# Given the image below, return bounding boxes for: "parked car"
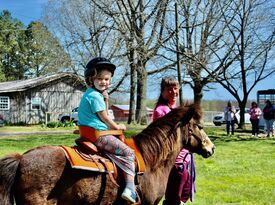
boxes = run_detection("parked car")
[58,107,115,124]
[213,108,250,126]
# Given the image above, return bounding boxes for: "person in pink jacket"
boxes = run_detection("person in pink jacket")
[152,77,196,205]
[152,77,178,121]
[249,101,262,137]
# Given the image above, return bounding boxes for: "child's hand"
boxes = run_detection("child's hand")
[118,124,126,131]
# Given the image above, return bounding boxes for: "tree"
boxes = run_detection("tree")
[43,0,176,124]
[173,0,274,129]
[43,0,130,107]
[0,10,27,81]
[174,0,237,106]
[43,0,124,72]
[214,0,275,128]
[92,0,176,124]
[25,21,71,77]
[0,11,70,81]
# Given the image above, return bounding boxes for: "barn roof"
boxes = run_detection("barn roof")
[0,72,85,93]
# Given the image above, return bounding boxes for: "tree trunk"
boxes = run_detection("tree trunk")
[128,62,136,124]
[136,65,147,124]
[238,97,248,129]
[193,81,203,106]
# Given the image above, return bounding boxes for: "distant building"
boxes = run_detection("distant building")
[110,104,153,122]
[0,73,86,124]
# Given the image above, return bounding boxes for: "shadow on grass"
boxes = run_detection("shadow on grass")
[209,134,274,143]
[206,125,275,142]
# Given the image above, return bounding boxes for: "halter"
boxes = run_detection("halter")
[180,122,206,148]
[180,124,190,146]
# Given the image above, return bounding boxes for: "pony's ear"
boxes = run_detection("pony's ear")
[180,105,196,125]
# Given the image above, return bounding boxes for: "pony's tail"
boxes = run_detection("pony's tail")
[0,154,21,205]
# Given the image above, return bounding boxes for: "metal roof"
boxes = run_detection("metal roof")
[0,73,85,93]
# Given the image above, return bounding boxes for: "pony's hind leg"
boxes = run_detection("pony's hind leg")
[14,146,66,205]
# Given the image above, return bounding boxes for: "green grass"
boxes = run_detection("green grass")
[0,126,274,205]
[0,134,76,156]
[191,139,275,205]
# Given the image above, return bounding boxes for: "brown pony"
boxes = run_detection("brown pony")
[0,104,215,205]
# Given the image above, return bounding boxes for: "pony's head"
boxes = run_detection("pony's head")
[178,105,215,158]
[134,104,215,170]
[161,104,215,158]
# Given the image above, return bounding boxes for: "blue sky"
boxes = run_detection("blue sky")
[0,0,47,25]
[0,0,274,100]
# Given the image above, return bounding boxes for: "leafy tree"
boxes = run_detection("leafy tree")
[0,10,27,81]
[25,21,71,77]
[0,11,70,81]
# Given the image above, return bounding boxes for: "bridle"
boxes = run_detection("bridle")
[180,122,206,148]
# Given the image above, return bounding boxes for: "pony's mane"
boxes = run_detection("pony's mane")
[133,103,202,170]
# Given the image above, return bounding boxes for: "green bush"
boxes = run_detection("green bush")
[46,121,63,128]
[5,121,27,126]
[45,120,75,128]
[63,120,75,127]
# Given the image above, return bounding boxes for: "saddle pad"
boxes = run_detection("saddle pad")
[60,146,115,173]
[125,138,145,173]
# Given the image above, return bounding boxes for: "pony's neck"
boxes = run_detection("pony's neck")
[136,141,181,205]
[134,129,181,172]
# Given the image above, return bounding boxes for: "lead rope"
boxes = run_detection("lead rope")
[181,123,196,202]
[190,153,196,201]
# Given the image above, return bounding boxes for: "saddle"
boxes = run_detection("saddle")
[61,126,145,185]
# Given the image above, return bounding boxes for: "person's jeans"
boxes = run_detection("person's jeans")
[250,119,260,135]
[226,120,235,135]
[265,119,274,136]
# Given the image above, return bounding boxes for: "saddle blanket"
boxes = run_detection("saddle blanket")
[61,145,115,173]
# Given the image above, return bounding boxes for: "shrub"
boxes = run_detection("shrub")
[46,121,62,128]
[45,121,75,128]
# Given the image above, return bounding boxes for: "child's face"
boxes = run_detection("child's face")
[162,85,179,104]
[93,69,112,92]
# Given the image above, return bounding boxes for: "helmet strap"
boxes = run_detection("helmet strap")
[92,86,105,94]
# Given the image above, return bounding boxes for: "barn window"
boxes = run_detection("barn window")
[0,96,10,110]
[31,97,41,110]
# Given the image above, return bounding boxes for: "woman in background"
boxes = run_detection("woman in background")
[262,100,275,137]
[224,101,236,136]
[249,102,262,137]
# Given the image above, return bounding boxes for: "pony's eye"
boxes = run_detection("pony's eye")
[197,124,203,129]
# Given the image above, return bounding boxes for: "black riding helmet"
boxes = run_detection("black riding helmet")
[84,57,116,85]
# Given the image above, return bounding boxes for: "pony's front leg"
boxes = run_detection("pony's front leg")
[139,169,170,205]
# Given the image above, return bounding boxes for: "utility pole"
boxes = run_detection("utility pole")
[175,2,183,105]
